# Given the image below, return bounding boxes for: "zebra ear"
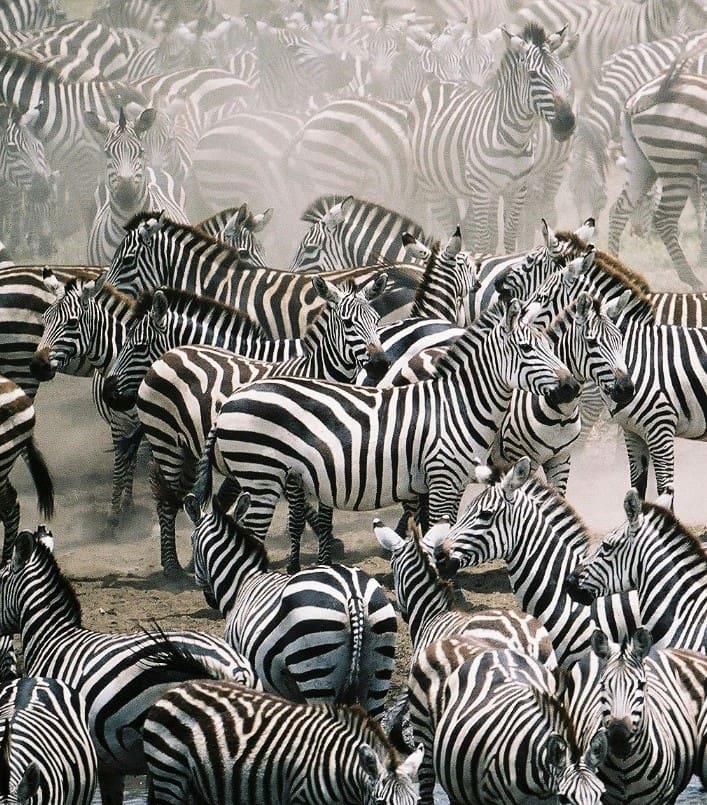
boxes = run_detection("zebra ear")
[357,744,382,780]
[402,232,431,261]
[373,518,405,552]
[312,276,342,304]
[502,298,522,331]
[623,488,643,533]
[574,291,593,324]
[42,267,65,300]
[574,217,595,243]
[322,196,351,231]
[82,272,107,306]
[83,109,111,138]
[233,493,250,523]
[562,247,593,285]
[546,24,568,52]
[541,218,558,250]
[545,733,567,771]
[150,290,169,330]
[585,730,608,771]
[603,289,631,323]
[445,225,462,257]
[10,531,35,574]
[590,629,610,660]
[556,30,579,59]
[134,107,157,136]
[250,207,273,233]
[632,627,653,662]
[19,102,42,129]
[362,272,387,301]
[501,26,526,53]
[500,456,531,501]
[398,743,424,781]
[16,762,41,801]
[183,493,203,526]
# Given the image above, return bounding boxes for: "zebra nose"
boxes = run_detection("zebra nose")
[363,349,390,383]
[545,375,580,406]
[610,373,634,405]
[29,349,55,381]
[551,100,576,141]
[564,571,594,605]
[607,720,632,759]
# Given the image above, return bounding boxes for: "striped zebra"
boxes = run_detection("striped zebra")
[0,376,54,562]
[567,488,707,651]
[431,647,607,804]
[289,194,431,273]
[408,23,576,254]
[100,275,387,573]
[194,299,580,557]
[195,203,273,266]
[0,0,65,30]
[567,31,707,222]
[608,65,707,290]
[186,487,397,716]
[0,526,259,805]
[91,0,214,35]
[0,676,97,804]
[103,212,423,338]
[84,107,188,265]
[436,458,642,665]
[0,101,56,259]
[587,628,698,804]
[373,517,556,802]
[144,681,423,805]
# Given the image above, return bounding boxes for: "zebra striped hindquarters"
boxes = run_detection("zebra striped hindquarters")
[187,490,397,718]
[0,527,259,802]
[143,682,423,805]
[0,677,97,804]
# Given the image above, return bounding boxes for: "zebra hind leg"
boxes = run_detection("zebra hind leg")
[284,469,307,575]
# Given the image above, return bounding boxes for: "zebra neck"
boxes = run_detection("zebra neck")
[296,317,357,381]
[106,180,148,222]
[395,549,456,646]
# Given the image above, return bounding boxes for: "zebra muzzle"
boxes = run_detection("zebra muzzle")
[434,547,460,579]
[609,373,634,406]
[363,349,391,383]
[544,375,580,406]
[551,101,576,142]
[606,720,632,759]
[564,570,594,605]
[29,349,56,381]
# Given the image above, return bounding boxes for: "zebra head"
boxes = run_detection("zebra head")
[32,271,109,381]
[0,720,41,803]
[105,211,167,297]
[500,23,576,142]
[85,107,157,211]
[358,741,423,805]
[289,195,354,272]
[554,731,608,805]
[0,103,53,200]
[590,628,652,759]
[542,291,634,406]
[434,457,531,578]
[220,203,273,267]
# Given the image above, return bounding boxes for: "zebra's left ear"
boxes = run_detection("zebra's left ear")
[16,762,41,801]
[150,290,169,330]
[574,291,593,324]
[632,627,653,662]
[362,272,387,301]
[546,24,568,52]
[624,488,643,535]
[134,107,157,136]
[398,744,424,781]
[10,531,35,574]
[402,232,431,261]
[500,26,526,54]
[603,289,631,323]
[250,207,273,233]
[585,730,608,771]
[81,273,107,307]
[444,225,462,257]
[312,276,342,305]
[502,298,522,332]
[42,267,65,300]
[500,456,531,501]
[322,196,352,231]
[357,744,382,780]
[545,733,567,772]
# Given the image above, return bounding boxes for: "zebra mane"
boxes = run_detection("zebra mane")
[521,22,547,49]
[324,702,401,767]
[544,295,603,336]
[213,494,270,572]
[299,194,426,236]
[33,538,83,625]
[641,499,707,560]
[411,239,442,309]
[124,210,159,232]
[128,287,268,338]
[123,212,242,257]
[433,304,503,378]
[62,270,109,293]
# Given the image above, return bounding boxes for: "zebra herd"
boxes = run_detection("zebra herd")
[0,0,703,803]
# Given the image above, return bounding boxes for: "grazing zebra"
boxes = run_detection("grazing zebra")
[408,23,576,253]
[609,65,707,290]
[436,458,641,665]
[187,488,397,716]
[374,516,556,802]
[195,203,273,266]
[432,647,607,804]
[0,676,97,804]
[84,107,188,265]
[0,376,54,562]
[108,275,388,574]
[194,299,580,559]
[103,212,423,338]
[0,526,259,805]
[567,31,707,221]
[587,628,698,804]
[289,194,431,273]
[144,681,423,805]
[567,488,707,651]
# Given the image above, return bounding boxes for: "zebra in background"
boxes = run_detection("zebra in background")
[196,203,273,266]
[0,0,65,30]
[195,299,579,557]
[144,681,423,805]
[408,23,576,253]
[289,194,431,273]
[435,457,641,665]
[186,487,397,716]
[0,676,97,804]
[84,106,188,265]
[567,488,707,651]
[609,64,707,290]
[0,526,259,804]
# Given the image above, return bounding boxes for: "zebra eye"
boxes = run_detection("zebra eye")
[67,317,79,328]
[585,336,599,347]
[518,342,534,354]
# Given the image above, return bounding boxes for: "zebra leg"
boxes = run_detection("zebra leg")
[107,413,142,531]
[608,189,638,256]
[462,191,498,255]
[542,451,572,496]
[644,426,676,509]
[97,767,125,805]
[0,480,19,564]
[501,182,528,253]
[622,430,651,499]
[316,504,338,565]
[284,470,306,575]
[425,195,461,243]
[653,182,702,290]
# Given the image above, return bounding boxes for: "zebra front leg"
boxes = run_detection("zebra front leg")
[97,767,125,805]
[316,504,338,565]
[284,469,307,575]
[653,183,702,290]
[622,429,651,499]
[645,426,676,510]
[108,412,142,531]
[0,480,19,564]
[542,451,572,496]
[501,182,528,253]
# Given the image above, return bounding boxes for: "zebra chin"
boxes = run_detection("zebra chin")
[362,351,391,384]
[550,103,576,142]
[29,352,56,382]
[564,572,595,606]
[101,377,136,412]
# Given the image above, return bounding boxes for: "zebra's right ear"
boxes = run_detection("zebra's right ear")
[632,628,653,662]
[83,109,111,138]
[42,267,65,300]
[542,218,558,251]
[150,290,169,330]
[575,217,595,243]
[361,272,388,301]
[624,489,643,534]
[585,730,608,771]
[16,762,41,801]
[357,744,382,780]
[402,232,431,261]
[372,518,405,553]
[500,456,531,501]
[81,273,106,307]
[134,108,157,136]
[250,207,273,233]
[502,298,522,331]
[545,733,567,772]
[312,276,342,304]
[10,531,35,573]
[590,629,610,660]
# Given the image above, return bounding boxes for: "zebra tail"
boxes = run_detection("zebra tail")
[192,423,217,506]
[340,594,365,707]
[23,438,54,520]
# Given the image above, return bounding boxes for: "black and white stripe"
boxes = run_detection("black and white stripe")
[196,204,273,267]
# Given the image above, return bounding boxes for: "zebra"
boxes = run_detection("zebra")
[566,31,707,222]
[373,516,557,802]
[0,525,259,805]
[288,194,431,273]
[0,676,97,804]
[103,211,423,338]
[431,647,607,804]
[408,23,576,254]
[586,628,698,804]
[0,0,65,30]
[193,299,580,560]
[103,275,388,574]
[567,488,707,651]
[143,681,423,805]
[435,457,642,665]
[608,65,707,290]
[84,106,188,265]
[186,486,397,717]
[91,0,217,35]
[195,203,273,266]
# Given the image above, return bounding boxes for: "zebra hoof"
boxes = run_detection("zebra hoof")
[163,563,187,581]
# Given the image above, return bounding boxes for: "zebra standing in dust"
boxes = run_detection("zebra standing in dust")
[0,526,258,805]
[408,23,575,253]
[194,299,580,555]
[187,487,397,717]
[567,488,707,651]
[144,682,423,805]
[84,106,188,265]
[0,676,97,804]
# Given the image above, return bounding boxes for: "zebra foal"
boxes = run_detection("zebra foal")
[144,682,423,804]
